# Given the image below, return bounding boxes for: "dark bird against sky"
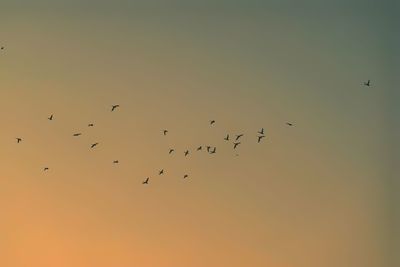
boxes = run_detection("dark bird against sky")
[364,80,371,86]
[16,138,22,143]
[142,178,149,184]
[257,135,265,143]
[91,143,99,148]
[111,105,120,111]
[233,142,241,149]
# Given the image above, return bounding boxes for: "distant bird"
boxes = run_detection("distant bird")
[113,160,119,164]
[16,138,22,143]
[90,143,99,148]
[206,146,211,152]
[257,135,265,143]
[224,134,230,141]
[44,167,49,171]
[111,104,120,111]
[364,80,371,86]
[235,134,244,140]
[258,128,264,135]
[286,122,293,126]
[183,174,189,179]
[88,123,94,127]
[210,120,216,125]
[197,146,202,151]
[142,177,149,184]
[169,149,175,154]
[159,169,164,175]
[163,129,168,135]
[233,142,241,149]
[73,133,82,137]
[48,114,53,121]
[184,150,189,156]
[209,147,216,154]
[1,46,4,50]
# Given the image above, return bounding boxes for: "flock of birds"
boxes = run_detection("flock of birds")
[1,45,372,185]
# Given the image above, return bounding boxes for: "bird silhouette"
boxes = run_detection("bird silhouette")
[210,120,216,125]
[206,146,211,152]
[111,105,120,111]
[183,174,189,179]
[16,138,22,143]
[48,114,53,121]
[113,160,119,164]
[258,128,264,135]
[1,46,4,50]
[286,122,293,126]
[163,129,168,135]
[159,169,164,175]
[142,177,149,184]
[257,135,265,143]
[88,123,94,127]
[73,133,82,137]
[184,150,189,156]
[197,146,203,151]
[224,134,230,141]
[364,80,371,86]
[169,149,175,154]
[233,142,241,149]
[235,134,244,140]
[210,147,216,154]
[90,143,99,148]
[44,167,49,171]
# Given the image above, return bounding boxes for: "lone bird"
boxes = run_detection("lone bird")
[183,174,189,179]
[163,129,168,136]
[210,147,216,154]
[257,135,265,143]
[113,160,119,164]
[88,123,94,127]
[159,169,164,175]
[233,142,241,149]
[48,114,53,121]
[286,122,294,126]
[197,146,202,151]
[16,138,22,143]
[210,120,216,125]
[206,146,211,153]
[258,128,264,135]
[364,80,371,86]
[44,167,49,171]
[184,150,189,156]
[111,105,120,111]
[1,46,4,50]
[169,149,175,154]
[73,133,82,137]
[142,177,149,184]
[90,143,99,148]
[224,134,230,141]
[235,134,244,141]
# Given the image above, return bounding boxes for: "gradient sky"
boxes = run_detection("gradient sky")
[0,1,398,267]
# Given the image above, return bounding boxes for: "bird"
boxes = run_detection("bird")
[197,146,202,151]
[163,129,168,136]
[111,104,120,111]
[257,135,265,143]
[142,177,149,184]
[90,143,99,148]
[224,134,230,141]
[48,114,53,121]
[233,142,241,149]
[364,80,371,86]
[209,147,216,154]
[113,160,119,164]
[235,134,244,140]
[206,146,211,152]
[43,167,49,171]
[73,133,82,137]
[286,122,293,126]
[258,128,264,135]
[210,120,216,125]
[184,150,189,156]
[1,46,4,50]
[169,149,175,154]
[88,123,94,127]
[16,138,22,143]
[183,174,189,179]
[159,169,164,175]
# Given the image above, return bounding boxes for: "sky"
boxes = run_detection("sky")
[0,1,398,267]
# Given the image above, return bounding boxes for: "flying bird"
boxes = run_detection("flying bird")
[1,46,4,50]
[73,133,82,137]
[184,150,189,156]
[169,149,175,154]
[43,167,49,171]
[235,134,244,141]
[16,138,22,143]
[90,143,99,148]
[210,120,216,125]
[286,122,294,126]
[210,147,216,154]
[111,105,120,111]
[48,114,53,121]
[183,174,189,179]
[142,177,149,184]
[163,129,168,135]
[206,146,211,152]
[113,160,119,164]
[159,169,164,175]
[233,142,241,149]
[364,80,371,86]
[197,146,203,151]
[258,128,264,135]
[257,135,265,143]
[88,123,94,127]
[224,134,230,141]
